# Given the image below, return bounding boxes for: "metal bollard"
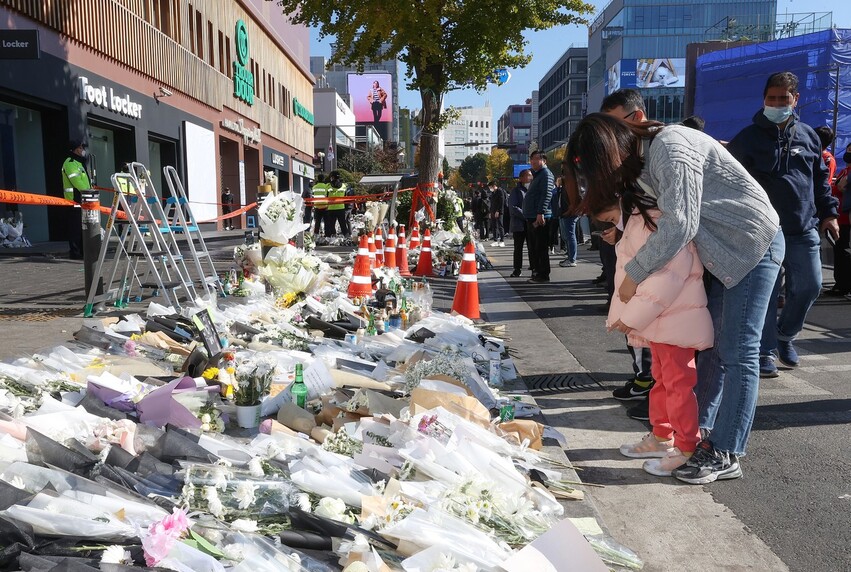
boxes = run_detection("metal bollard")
[81,190,103,313]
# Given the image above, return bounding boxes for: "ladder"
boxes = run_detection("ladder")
[161,165,222,298]
[83,171,195,316]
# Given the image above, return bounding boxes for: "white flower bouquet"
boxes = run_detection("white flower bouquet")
[258,191,310,244]
[233,355,277,406]
[259,244,328,296]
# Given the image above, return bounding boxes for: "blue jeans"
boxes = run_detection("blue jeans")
[695,229,784,455]
[760,227,822,354]
[559,216,579,262]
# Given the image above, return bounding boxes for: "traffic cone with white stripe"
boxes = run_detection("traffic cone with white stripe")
[409,225,421,250]
[348,235,373,298]
[384,225,397,269]
[367,232,377,270]
[374,228,385,268]
[413,228,434,277]
[451,241,480,319]
[397,225,412,277]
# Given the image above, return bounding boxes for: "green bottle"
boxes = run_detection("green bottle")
[291,363,308,409]
[366,311,378,336]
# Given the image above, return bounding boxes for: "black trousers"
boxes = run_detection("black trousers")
[526,219,550,279]
[371,101,383,123]
[490,215,504,241]
[599,239,617,300]
[512,230,532,272]
[833,224,851,292]
[326,209,347,237]
[313,209,326,234]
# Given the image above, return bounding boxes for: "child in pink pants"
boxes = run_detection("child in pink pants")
[595,199,714,476]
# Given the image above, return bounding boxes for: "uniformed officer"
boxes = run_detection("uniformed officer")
[61,140,91,259]
[311,174,330,237]
[326,170,349,238]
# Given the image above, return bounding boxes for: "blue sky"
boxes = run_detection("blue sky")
[310,0,849,120]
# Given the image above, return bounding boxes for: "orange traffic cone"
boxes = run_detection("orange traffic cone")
[384,226,397,269]
[367,232,377,270]
[374,228,385,268]
[413,228,434,277]
[409,225,421,250]
[348,235,373,298]
[451,241,480,319]
[397,225,412,277]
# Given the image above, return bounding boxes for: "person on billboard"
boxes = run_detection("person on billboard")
[367,80,388,124]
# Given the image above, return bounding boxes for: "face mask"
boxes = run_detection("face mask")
[522,182,530,189]
[843,152,851,164]
[763,105,793,124]
[615,210,624,232]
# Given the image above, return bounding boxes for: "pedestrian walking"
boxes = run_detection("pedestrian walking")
[726,72,838,378]
[566,112,783,484]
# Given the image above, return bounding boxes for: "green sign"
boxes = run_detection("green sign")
[233,20,254,105]
[293,97,314,125]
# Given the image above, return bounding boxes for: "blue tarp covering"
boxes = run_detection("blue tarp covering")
[695,28,851,170]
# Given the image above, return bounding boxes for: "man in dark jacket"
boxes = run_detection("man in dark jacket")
[488,180,506,247]
[727,71,839,377]
[522,150,554,283]
[508,170,533,277]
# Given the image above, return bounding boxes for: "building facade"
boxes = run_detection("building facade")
[587,0,777,123]
[444,106,493,169]
[312,88,356,174]
[538,47,588,152]
[311,49,400,144]
[497,104,531,165]
[0,0,315,242]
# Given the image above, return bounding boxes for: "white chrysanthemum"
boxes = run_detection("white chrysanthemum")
[314,496,352,523]
[204,486,225,518]
[211,467,230,490]
[247,456,264,477]
[296,493,311,512]
[100,545,132,565]
[233,482,258,510]
[222,544,246,562]
[343,562,370,572]
[229,519,258,533]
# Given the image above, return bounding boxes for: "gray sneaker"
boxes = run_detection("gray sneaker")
[559,259,577,267]
[672,441,742,484]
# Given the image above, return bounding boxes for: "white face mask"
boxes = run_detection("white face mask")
[763,105,793,124]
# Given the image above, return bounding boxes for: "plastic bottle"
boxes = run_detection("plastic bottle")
[291,363,308,409]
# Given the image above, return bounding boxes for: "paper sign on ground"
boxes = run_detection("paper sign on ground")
[502,519,608,572]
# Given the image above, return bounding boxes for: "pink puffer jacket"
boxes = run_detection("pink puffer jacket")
[607,209,714,350]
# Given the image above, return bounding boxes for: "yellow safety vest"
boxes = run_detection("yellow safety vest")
[312,183,329,210]
[327,184,346,211]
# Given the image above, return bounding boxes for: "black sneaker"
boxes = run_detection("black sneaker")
[627,400,649,421]
[672,441,743,484]
[612,378,654,401]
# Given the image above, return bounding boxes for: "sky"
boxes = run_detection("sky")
[309,0,849,127]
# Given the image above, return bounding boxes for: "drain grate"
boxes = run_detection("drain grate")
[0,307,81,322]
[522,373,604,393]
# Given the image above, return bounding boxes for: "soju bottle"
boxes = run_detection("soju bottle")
[366,311,378,336]
[291,363,308,409]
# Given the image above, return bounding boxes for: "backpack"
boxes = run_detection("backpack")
[480,194,491,215]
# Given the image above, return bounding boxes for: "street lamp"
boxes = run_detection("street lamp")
[317,151,326,172]
[397,149,406,169]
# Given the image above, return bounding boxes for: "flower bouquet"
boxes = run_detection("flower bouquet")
[258,191,310,245]
[233,356,276,428]
[259,244,328,296]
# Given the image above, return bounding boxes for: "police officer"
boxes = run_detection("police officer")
[326,170,349,238]
[311,174,329,239]
[61,140,90,259]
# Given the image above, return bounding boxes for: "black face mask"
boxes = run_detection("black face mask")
[843,152,851,164]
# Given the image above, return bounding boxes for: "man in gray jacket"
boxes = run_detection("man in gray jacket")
[523,151,554,283]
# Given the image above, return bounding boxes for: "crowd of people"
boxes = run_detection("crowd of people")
[493,73,846,485]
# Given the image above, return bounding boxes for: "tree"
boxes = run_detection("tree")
[487,148,513,183]
[458,153,488,186]
[447,170,466,192]
[271,0,594,192]
[441,157,451,179]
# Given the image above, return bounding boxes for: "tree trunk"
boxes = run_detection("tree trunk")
[417,88,443,218]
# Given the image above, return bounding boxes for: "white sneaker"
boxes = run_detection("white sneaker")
[619,433,674,459]
[643,449,689,477]
[491,242,500,247]
[498,241,505,247]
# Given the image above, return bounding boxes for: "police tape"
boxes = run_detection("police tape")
[304,186,416,205]
[0,188,127,219]
[197,202,257,224]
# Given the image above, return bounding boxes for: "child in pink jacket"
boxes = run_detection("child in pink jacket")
[595,196,714,477]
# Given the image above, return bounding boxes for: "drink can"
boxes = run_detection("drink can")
[344,333,357,344]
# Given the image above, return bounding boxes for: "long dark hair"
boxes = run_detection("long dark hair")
[565,113,663,230]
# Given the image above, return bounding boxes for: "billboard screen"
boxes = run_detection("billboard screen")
[348,73,393,124]
[607,58,685,94]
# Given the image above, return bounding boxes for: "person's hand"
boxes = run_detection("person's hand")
[535,214,545,228]
[607,319,634,334]
[618,274,638,303]
[821,217,840,240]
[601,226,618,245]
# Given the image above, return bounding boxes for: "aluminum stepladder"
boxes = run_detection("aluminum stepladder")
[83,171,195,316]
[161,165,222,298]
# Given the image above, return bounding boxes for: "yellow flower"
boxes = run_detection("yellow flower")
[201,367,220,381]
[226,367,235,374]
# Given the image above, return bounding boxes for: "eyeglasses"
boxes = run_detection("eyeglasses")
[623,110,637,121]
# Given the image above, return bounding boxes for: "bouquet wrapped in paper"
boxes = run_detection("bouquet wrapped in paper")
[258,191,310,245]
[259,244,329,296]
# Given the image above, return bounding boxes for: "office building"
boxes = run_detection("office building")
[587,0,778,123]
[445,106,493,169]
[538,46,588,152]
[498,104,532,165]
[0,0,314,242]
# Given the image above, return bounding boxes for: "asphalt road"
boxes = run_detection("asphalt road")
[485,238,851,572]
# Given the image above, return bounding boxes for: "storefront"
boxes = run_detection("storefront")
[262,145,291,194]
[291,159,315,199]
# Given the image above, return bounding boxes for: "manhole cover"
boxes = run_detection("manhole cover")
[0,307,81,322]
[522,373,604,393]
